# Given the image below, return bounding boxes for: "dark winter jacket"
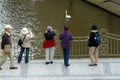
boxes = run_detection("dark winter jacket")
[1,32,12,49]
[88,32,100,47]
[44,31,55,40]
[43,31,56,48]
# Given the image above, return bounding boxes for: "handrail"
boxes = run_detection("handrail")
[0,31,120,58]
[106,33,120,38]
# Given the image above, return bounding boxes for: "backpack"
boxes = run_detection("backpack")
[94,32,101,45]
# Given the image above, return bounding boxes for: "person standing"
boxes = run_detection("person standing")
[0,25,17,70]
[88,25,101,66]
[43,26,56,65]
[18,27,33,63]
[59,25,73,67]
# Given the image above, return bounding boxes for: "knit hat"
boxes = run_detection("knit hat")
[91,25,98,30]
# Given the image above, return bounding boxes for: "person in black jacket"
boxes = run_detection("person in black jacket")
[43,26,56,64]
[0,25,17,70]
[88,25,101,66]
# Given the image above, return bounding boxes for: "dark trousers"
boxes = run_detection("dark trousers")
[18,47,30,63]
[62,48,70,66]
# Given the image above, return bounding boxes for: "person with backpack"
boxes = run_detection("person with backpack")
[88,25,101,66]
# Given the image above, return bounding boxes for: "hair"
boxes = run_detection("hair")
[64,25,69,30]
[5,28,7,31]
[47,26,53,31]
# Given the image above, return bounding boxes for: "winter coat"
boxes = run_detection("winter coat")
[1,32,12,49]
[59,30,73,48]
[19,32,33,48]
[43,31,56,48]
[88,32,100,47]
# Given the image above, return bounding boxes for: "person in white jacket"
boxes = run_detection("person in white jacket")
[18,27,33,63]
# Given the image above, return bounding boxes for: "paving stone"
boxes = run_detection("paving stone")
[0,59,120,80]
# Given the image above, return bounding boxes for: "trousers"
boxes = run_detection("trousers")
[62,48,70,66]
[89,47,99,64]
[0,48,14,67]
[18,47,30,63]
[45,47,55,62]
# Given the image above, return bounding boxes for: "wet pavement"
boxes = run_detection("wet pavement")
[0,58,120,80]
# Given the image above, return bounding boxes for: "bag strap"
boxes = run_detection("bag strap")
[22,35,26,42]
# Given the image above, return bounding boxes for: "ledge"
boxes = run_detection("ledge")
[83,0,120,17]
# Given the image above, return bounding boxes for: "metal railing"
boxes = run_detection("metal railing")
[0,28,120,59]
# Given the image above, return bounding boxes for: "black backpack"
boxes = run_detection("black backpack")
[94,32,101,45]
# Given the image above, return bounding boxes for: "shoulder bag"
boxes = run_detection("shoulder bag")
[18,35,26,47]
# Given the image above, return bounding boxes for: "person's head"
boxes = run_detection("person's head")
[46,26,53,31]
[21,27,29,34]
[64,25,69,30]
[5,25,12,33]
[90,24,98,32]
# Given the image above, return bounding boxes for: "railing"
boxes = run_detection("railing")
[0,28,120,59]
[100,32,120,57]
[70,36,89,58]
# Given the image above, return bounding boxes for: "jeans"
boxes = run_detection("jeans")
[18,47,30,63]
[62,48,70,66]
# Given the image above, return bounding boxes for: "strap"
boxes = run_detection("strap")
[22,35,26,42]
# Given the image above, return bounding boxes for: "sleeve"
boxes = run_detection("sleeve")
[44,32,48,38]
[1,35,5,49]
[88,33,91,42]
[88,33,93,46]
[69,33,73,41]
[52,31,56,36]
[29,31,33,38]
[89,33,95,42]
